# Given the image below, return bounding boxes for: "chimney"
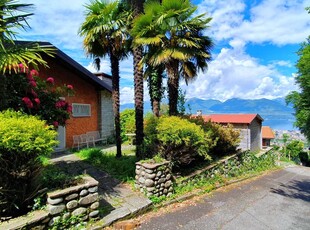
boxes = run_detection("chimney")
[197,110,202,116]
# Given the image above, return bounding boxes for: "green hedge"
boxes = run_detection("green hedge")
[0,110,58,217]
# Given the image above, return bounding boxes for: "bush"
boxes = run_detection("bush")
[148,116,213,167]
[120,109,135,142]
[0,110,58,217]
[188,116,240,157]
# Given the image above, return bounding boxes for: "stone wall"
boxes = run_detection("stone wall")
[47,175,99,226]
[0,176,99,230]
[100,90,114,139]
[135,161,173,197]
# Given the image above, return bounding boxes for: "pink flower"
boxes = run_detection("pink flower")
[55,100,66,109]
[46,77,54,84]
[53,121,59,128]
[18,63,28,73]
[34,98,40,105]
[29,69,39,77]
[67,85,74,90]
[29,80,37,88]
[22,97,33,108]
[67,104,72,113]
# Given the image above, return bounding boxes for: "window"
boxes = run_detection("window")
[72,103,91,117]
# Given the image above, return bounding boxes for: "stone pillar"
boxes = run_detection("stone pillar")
[135,161,173,197]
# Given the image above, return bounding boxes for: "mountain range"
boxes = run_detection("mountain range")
[120,97,296,130]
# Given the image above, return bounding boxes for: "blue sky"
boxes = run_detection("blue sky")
[17,0,310,104]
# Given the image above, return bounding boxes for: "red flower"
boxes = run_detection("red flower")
[67,85,73,90]
[53,121,59,128]
[18,63,28,73]
[29,69,39,77]
[46,77,55,84]
[55,100,66,109]
[67,104,72,113]
[29,80,37,88]
[31,89,38,98]
[22,97,33,109]
[34,98,40,105]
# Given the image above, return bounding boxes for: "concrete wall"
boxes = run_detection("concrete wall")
[249,119,262,151]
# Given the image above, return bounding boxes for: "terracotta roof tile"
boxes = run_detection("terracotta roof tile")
[200,114,263,124]
[262,126,275,139]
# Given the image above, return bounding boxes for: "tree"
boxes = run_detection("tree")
[286,37,310,141]
[132,0,213,115]
[286,140,304,161]
[79,0,130,158]
[0,0,54,73]
[129,0,145,159]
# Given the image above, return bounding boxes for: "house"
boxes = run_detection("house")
[199,113,264,152]
[262,126,275,147]
[17,41,115,150]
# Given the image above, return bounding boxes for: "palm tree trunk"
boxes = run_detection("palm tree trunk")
[132,0,144,159]
[110,54,122,158]
[148,68,163,117]
[167,61,179,116]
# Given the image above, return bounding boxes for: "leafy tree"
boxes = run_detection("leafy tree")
[120,109,135,141]
[0,0,54,73]
[132,0,213,115]
[79,0,131,158]
[286,37,310,141]
[286,140,304,161]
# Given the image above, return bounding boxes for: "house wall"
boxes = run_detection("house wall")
[38,56,101,148]
[100,90,115,139]
[249,119,262,151]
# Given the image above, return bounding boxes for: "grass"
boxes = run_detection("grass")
[76,147,137,183]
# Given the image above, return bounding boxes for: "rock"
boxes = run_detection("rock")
[156,171,162,177]
[48,216,60,226]
[88,186,98,193]
[166,174,172,180]
[48,204,66,215]
[79,193,98,206]
[72,207,87,216]
[145,179,155,187]
[146,187,155,192]
[66,200,78,210]
[135,169,141,175]
[65,193,78,201]
[158,178,165,184]
[163,189,168,194]
[167,192,173,197]
[168,186,173,192]
[47,197,63,205]
[138,177,145,184]
[90,201,99,210]
[62,212,71,220]
[80,189,89,197]
[89,210,99,218]
[146,173,156,179]
[165,180,172,188]
[145,169,154,174]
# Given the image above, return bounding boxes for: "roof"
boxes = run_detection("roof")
[200,114,264,125]
[15,41,112,92]
[262,126,275,139]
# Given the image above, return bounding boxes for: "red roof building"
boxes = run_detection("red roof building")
[198,113,264,152]
[262,126,275,147]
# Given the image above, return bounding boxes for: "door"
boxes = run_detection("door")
[55,126,66,152]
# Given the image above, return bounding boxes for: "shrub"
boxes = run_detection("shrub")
[154,116,213,167]
[120,109,135,142]
[189,116,240,157]
[0,110,58,217]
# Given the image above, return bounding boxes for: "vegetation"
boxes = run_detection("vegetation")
[77,148,136,182]
[132,0,213,116]
[120,109,135,142]
[0,0,54,73]
[0,68,73,127]
[0,110,58,217]
[80,0,131,158]
[286,9,310,141]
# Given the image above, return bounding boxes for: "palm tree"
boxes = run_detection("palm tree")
[0,0,54,73]
[128,0,145,159]
[132,0,213,115]
[79,0,130,158]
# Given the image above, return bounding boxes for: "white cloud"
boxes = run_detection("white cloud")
[198,0,310,45]
[182,44,298,101]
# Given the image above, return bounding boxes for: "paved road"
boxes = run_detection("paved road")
[138,166,310,230]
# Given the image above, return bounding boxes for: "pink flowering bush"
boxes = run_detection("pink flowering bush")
[0,67,74,127]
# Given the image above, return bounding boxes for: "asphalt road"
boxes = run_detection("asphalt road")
[138,166,310,230]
